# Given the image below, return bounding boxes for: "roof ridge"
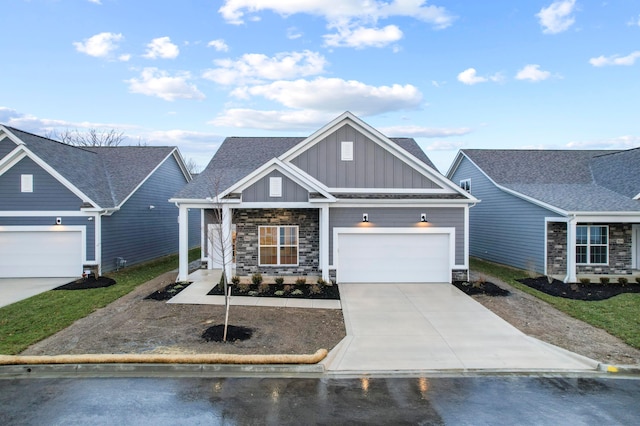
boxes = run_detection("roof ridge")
[4,125,98,154]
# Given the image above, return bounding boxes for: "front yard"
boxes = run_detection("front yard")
[471,258,640,350]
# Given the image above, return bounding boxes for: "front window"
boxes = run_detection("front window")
[259,226,298,266]
[576,225,608,265]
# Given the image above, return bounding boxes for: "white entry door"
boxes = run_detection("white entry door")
[336,228,453,283]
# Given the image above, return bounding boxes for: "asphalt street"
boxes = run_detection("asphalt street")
[1,375,639,425]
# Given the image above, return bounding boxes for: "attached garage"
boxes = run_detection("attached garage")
[335,228,455,283]
[0,227,84,278]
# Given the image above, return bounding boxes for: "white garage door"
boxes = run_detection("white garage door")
[337,231,452,283]
[0,228,83,278]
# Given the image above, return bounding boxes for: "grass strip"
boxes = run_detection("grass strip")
[0,248,200,355]
[471,258,640,350]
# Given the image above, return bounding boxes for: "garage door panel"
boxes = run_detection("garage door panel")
[0,230,82,278]
[338,232,451,283]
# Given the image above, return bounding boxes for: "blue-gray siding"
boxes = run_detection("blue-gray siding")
[242,170,308,202]
[450,157,557,273]
[0,216,96,260]
[101,156,197,272]
[291,124,440,189]
[328,207,465,265]
[0,136,16,158]
[0,156,83,210]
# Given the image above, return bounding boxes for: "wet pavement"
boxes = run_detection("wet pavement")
[1,375,639,425]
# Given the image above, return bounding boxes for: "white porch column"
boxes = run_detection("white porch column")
[177,205,189,282]
[222,205,233,281]
[320,205,330,281]
[565,218,577,283]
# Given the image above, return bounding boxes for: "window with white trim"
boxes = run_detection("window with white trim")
[341,141,353,161]
[459,178,471,192]
[21,174,33,192]
[269,177,282,197]
[576,225,608,265]
[259,226,298,266]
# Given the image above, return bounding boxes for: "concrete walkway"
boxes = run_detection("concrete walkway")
[0,277,75,308]
[322,283,599,373]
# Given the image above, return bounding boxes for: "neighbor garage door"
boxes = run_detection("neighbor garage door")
[337,230,452,283]
[0,228,83,278]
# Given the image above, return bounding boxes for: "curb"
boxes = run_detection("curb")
[597,364,640,375]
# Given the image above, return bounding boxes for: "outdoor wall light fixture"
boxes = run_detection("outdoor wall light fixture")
[362,213,369,222]
[149,205,155,210]
[420,213,427,222]
[55,217,62,225]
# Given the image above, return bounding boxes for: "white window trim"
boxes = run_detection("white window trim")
[21,174,33,192]
[269,177,282,197]
[459,178,471,192]
[576,225,609,265]
[258,225,299,266]
[341,141,354,161]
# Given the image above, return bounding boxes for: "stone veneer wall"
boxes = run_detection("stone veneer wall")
[546,222,567,276]
[234,208,319,276]
[576,223,633,275]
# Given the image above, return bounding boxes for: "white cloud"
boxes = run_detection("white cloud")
[324,25,403,48]
[88,0,102,4]
[126,68,205,101]
[118,54,131,62]
[380,125,471,138]
[231,77,423,115]
[287,27,303,39]
[73,32,123,58]
[565,135,640,150]
[589,51,640,67]
[210,108,336,129]
[457,68,502,85]
[537,0,577,34]
[218,0,456,29]
[143,37,179,59]
[202,50,327,85]
[515,64,552,81]
[627,14,640,27]
[423,140,466,151]
[207,39,229,52]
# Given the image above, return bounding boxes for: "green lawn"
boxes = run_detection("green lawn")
[0,248,200,355]
[471,257,640,350]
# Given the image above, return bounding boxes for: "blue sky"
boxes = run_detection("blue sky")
[1,0,639,172]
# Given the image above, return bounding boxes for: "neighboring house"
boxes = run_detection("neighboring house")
[447,149,640,283]
[171,112,477,284]
[0,125,200,278]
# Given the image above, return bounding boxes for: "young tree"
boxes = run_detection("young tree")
[46,128,126,147]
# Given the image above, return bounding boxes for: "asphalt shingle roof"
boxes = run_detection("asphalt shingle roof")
[174,135,437,199]
[5,126,177,208]
[462,149,640,212]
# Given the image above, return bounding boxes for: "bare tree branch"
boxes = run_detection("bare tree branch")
[47,128,127,147]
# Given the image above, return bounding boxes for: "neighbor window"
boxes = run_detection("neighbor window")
[341,141,354,161]
[21,174,33,192]
[459,178,471,192]
[259,226,298,266]
[269,177,282,197]
[576,225,608,265]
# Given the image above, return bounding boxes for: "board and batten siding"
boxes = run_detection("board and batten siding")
[0,137,16,158]
[290,124,440,189]
[242,170,308,202]
[328,207,465,265]
[450,156,556,273]
[100,155,197,272]
[0,156,83,210]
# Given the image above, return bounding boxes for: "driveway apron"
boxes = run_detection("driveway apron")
[324,283,599,372]
[0,278,74,308]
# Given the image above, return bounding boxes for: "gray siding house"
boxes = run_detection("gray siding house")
[0,125,199,278]
[171,112,477,284]
[447,149,640,282]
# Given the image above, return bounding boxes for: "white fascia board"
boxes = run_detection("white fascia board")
[235,202,319,209]
[0,210,96,217]
[329,187,457,194]
[0,148,28,176]
[334,201,472,208]
[444,150,464,179]
[633,192,639,200]
[171,148,193,182]
[0,126,25,146]
[568,213,640,222]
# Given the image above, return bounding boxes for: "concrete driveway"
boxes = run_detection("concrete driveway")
[0,278,75,308]
[323,283,599,372]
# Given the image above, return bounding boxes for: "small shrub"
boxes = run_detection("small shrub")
[274,276,285,285]
[238,283,250,293]
[283,284,293,293]
[274,290,284,296]
[295,277,307,285]
[291,289,303,296]
[636,277,640,284]
[476,274,487,285]
[251,273,263,285]
[258,282,270,294]
[231,276,240,285]
[309,284,322,294]
[599,277,610,285]
[618,277,628,285]
[579,278,591,284]
[328,280,335,286]
[317,278,327,286]
[248,290,259,297]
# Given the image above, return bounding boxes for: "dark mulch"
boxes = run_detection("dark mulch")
[207,282,340,300]
[453,281,510,297]
[54,276,116,290]
[517,277,640,301]
[201,325,253,342]
[144,282,192,301]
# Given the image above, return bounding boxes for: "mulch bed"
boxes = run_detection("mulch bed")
[201,325,253,342]
[54,276,116,290]
[207,282,340,300]
[517,277,640,301]
[453,281,510,297]
[144,282,192,301]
